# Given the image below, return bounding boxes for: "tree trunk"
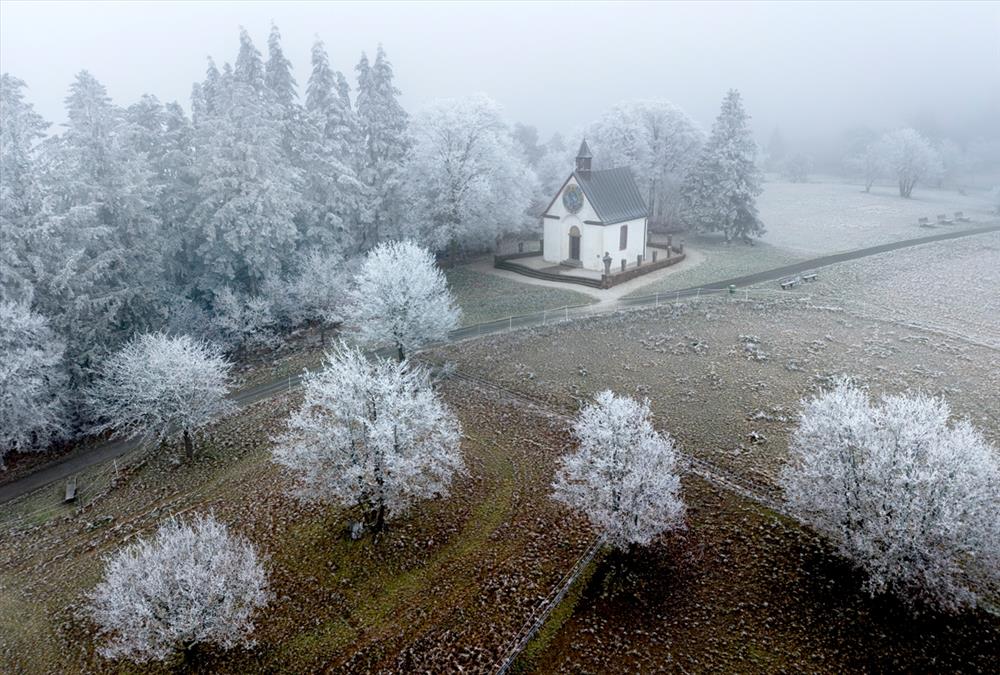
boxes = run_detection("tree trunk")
[396,343,405,363]
[373,503,386,534]
[319,321,326,346]
[183,428,194,461]
[179,642,198,673]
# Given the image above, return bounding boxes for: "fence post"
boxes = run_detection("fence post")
[655,292,659,307]
[509,316,512,332]
[543,309,546,325]
[565,306,568,321]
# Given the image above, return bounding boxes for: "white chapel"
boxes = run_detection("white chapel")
[541,140,649,273]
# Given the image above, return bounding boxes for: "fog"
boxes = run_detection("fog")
[2,0,998,145]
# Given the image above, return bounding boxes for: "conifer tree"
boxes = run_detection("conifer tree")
[681,89,764,243]
[190,32,300,297]
[0,74,50,302]
[302,39,364,253]
[355,45,409,247]
[41,71,166,379]
[264,23,297,108]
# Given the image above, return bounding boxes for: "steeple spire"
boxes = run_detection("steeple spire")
[576,138,592,174]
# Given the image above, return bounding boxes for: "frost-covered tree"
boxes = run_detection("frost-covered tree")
[88,514,269,664]
[783,153,811,183]
[302,39,364,254]
[87,333,235,459]
[355,46,409,247]
[190,32,301,296]
[273,344,463,533]
[39,71,168,378]
[779,380,1000,611]
[873,128,941,198]
[0,302,68,467]
[552,391,686,551]
[0,74,50,302]
[586,100,704,228]
[345,240,460,361]
[289,251,350,344]
[264,23,297,108]
[405,94,536,252]
[681,89,765,243]
[210,287,278,356]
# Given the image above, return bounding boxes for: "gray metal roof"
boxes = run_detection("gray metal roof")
[574,167,648,225]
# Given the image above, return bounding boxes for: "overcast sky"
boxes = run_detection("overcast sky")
[2,1,998,145]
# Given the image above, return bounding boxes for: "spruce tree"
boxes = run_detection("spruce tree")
[190,32,299,298]
[0,74,50,301]
[40,71,167,379]
[265,23,297,108]
[355,45,409,248]
[302,40,364,254]
[681,89,764,243]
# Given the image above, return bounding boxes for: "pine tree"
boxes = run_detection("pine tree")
[681,89,764,243]
[355,45,409,248]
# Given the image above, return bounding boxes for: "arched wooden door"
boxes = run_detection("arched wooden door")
[568,225,581,261]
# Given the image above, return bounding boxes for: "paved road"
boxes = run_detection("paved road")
[2,222,998,506]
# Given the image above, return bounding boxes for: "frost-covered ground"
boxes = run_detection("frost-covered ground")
[627,237,805,296]
[446,266,596,326]
[757,179,996,254]
[771,231,1000,348]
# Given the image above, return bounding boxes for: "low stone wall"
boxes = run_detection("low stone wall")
[603,248,685,288]
[494,249,544,262]
[493,258,604,289]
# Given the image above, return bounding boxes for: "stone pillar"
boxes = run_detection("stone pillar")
[652,250,658,262]
[637,254,643,267]
[621,259,626,272]
[518,241,524,253]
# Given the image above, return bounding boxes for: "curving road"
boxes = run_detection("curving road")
[2,222,998,506]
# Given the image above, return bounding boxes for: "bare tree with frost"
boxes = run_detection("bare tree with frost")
[0,301,69,467]
[586,99,704,228]
[273,344,463,534]
[404,94,536,253]
[873,128,942,198]
[88,514,269,665]
[290,250,351,344]
[779,380,1000,611]
[211,287,278,356]
[552,391,686,551]
[87,333,235,459]
[344,240,460,361]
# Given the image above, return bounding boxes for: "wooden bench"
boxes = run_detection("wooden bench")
[918,216,933,228]
[937,213,953,225]
[779,276,801,290]
[802,271,818,282]
[954,211,971,223]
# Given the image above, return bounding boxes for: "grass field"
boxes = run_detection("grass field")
[770,229,1000,348]
[3,295,997,672]
[446,266,596,326]
[757,179,997,254]
[0,380,593,673]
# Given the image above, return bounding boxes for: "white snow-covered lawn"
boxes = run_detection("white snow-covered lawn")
[769,230,1000,348]
[757,179,997,254]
